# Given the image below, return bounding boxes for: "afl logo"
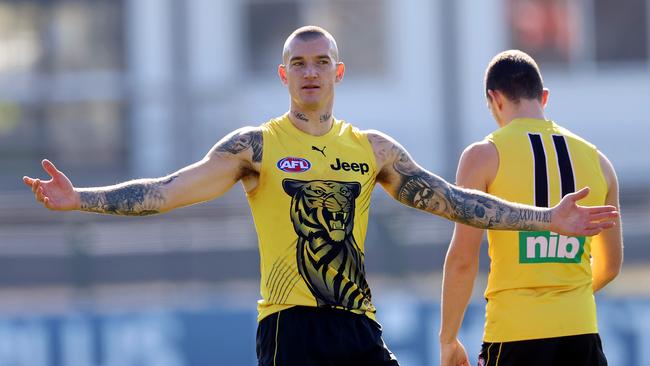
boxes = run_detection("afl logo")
[277,157,311,173]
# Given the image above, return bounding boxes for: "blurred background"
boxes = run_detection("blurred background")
[0,0,648,365]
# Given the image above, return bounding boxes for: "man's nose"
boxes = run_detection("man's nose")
[304,64,318,78]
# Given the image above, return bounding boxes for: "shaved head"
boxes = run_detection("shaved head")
[282,25,339,64]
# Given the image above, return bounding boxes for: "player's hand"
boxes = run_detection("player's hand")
[550,187,618,237]
[440,338,470,366]
[23,159,80,211]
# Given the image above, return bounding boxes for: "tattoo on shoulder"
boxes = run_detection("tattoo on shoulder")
[393,150,420,177]
[367,132,403,171]
[80,175,178,216]
[216,129,263,163]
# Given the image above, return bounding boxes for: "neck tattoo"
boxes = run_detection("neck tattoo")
[293,111,309,122]
[320,112,332,123]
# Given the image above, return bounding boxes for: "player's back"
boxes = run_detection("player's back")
[483,118,607,342]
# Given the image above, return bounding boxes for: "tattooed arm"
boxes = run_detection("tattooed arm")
[367,130,617,236]
[23,127,263,215]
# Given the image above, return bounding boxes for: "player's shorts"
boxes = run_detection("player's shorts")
[478,333,607,366]
[256,305,400,366]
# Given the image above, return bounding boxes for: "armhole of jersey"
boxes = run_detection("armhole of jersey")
[593,148,609,201]
[360,131,379,181]
[245,126,267,199]
[485,136,502,193]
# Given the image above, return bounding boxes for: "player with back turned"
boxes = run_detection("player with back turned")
[439,50,623,366]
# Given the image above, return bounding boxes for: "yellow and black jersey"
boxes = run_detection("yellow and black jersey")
[484,118,608,342]
[247,114,378,322]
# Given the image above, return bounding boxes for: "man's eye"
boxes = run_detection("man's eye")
[292,62,303,67]
[319,60,329,65]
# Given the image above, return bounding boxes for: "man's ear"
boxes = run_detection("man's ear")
[487,89,504,111]
[278,64,288,85]
[335,62,345,83]
[541,88,550,107]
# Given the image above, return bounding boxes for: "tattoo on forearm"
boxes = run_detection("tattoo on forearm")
[79,175,177,216]
[517,209,552,224]
[393,150,550,230]
[293,111,309,122]
[320,112,331,123]
[216,129,263,163]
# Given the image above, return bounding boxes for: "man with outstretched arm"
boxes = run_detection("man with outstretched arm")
[25,29,617,366]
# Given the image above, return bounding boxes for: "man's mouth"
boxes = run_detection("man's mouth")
[302,85,320,90]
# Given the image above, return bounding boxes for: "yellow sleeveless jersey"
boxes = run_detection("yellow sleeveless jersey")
[247,114,378,322]
[484,118,607,342]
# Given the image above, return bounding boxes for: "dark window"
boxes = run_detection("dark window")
[507,0,649,66]
[594,0,648,63]
[245,1,300,75]
[244,0,386,76]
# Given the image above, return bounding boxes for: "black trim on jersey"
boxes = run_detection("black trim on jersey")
[528,134,549,207]
[552,135,576,197]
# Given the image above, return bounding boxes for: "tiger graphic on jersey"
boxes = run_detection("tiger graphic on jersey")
[282,178,373,311]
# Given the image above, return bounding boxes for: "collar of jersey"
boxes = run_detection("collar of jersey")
[510,118,554,127]
[279,112,343,143]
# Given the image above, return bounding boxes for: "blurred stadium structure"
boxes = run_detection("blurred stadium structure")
[0,0,649,365]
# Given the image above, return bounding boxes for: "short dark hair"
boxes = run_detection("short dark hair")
[282,25,339,63]
[484,50,543,102]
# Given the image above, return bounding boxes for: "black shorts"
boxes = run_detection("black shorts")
[478,333,607,366]
[256,306,399,366]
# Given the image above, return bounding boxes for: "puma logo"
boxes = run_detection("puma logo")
[312,145,327,157]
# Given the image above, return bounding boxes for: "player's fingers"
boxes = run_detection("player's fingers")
[586,205,617,214]
[42,159,60,179]
[568,186,590,202]
[36,186,46,202]
[582,225,602,236]
[43,196,52,209]
[31,179,40,194]
[597,221,616,229]
[583,229,601,237]
[23,176,34,187]
[589,211,619,221]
